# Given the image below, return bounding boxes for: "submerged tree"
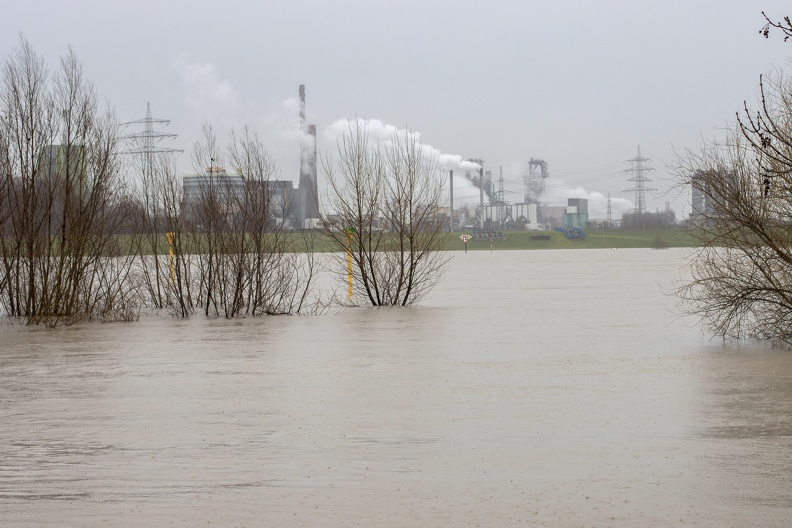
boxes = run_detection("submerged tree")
[0,38,136,325]
[133,123,324,318]
[321,120,450,306]
[677,64,792,345]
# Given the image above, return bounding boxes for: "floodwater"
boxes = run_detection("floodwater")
[1,249,792,527]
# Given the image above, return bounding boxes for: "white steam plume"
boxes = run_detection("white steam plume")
[324,118,485,205]
[543,181,633,219]
[324,118,480,171]
[174,56,240,123]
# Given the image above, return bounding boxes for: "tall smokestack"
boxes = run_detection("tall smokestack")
[298,85,308,226]
[479,166,484,228]
[299,84,305,126]
[299,84,307,185]
[297,85,319,225]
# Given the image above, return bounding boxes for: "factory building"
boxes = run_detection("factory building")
[265,179,295,227]
[689,169,740,223]
[182,167,245,202]
[181,85,320,230]
[182,166,245,226]
[539,205,567,229]
[564,198,589,229]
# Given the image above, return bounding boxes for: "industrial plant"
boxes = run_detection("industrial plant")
[176,85,588,233]
[447,157,589,236]
[122,89,684,236]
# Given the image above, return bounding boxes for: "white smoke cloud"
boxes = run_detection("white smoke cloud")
[255,95,319,179]
[439,154,482,171]
[324,118,480,171]
[277,96,316,146]
[323,118,485,206]
[543,181,633,219]
[174,56,240,122]
[448,171,487,206]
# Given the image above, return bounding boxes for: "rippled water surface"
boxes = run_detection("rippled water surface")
[2,249,792,527]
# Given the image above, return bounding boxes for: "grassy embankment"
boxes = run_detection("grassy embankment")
[119,228,699,255]
[442,229,699,251]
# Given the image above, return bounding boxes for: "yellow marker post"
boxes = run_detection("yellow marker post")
[345,227,356,298]
[166,232,175,284]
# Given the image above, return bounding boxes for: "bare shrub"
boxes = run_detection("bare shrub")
[131,123,325,318]
[321,120,450,306]
[0,38,136,326]
[677,69,792,345]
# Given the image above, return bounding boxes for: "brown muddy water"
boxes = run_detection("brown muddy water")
[1,249,792,527]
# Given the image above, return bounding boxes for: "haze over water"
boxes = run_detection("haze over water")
[2,249,791,527]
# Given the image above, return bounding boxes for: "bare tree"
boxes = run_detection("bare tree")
[134,123,324,318]
[677,67,792,345]
[226,126,323,316]
[0,38,136,325]
[321,120,450,306]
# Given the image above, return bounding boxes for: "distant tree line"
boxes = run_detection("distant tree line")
[620,210,677,230]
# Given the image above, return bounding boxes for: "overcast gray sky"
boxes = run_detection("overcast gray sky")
[5,0,792,218]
